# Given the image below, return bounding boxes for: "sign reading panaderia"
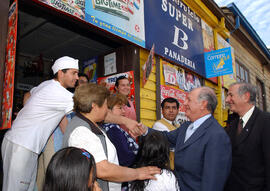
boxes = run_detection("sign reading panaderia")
[144,0,205,76]
[86,0,145,47]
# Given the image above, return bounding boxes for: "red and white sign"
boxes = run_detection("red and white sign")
[161,85,187,112]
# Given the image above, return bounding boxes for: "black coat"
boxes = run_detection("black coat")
[224,107,270,191]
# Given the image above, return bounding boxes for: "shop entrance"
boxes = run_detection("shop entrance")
[0,1,129,188]
[12,1,125,119]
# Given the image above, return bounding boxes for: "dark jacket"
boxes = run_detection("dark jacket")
[224,107,270,191]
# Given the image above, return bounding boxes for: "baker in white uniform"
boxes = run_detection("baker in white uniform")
[1,56,79,191]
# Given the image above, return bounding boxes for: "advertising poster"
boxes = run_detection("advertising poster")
[142,44,154,87]
[163,63,178,86]
[204,47,233,78]
[97,71,135,105]
[217,34,237,88]
[38,0,85,19]
[201,19,217,83]
[83,57,97,83]
[201,19,214,52]
[161,85,189,125]
[162,60,201,91]
[144,0,205,76]
[176,67,185,90]
[183,71,201,92]
[85,0,145,47]
[104,52,117,76]
[1,0,18,130]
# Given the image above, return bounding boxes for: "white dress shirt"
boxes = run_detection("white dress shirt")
[241,106,255,128]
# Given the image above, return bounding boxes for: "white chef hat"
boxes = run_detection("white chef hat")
[52,56,79,74]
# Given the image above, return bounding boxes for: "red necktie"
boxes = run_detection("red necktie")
[237,119,243,135]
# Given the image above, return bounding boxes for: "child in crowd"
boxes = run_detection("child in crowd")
[130,131,180,191]
[42,147,101,191]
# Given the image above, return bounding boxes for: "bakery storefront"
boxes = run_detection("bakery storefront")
[1,0,235,131]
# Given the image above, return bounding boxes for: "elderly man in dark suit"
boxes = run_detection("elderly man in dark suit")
[224,82,270,191]
[143,86,232,191]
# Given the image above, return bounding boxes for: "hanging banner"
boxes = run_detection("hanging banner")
[83,57,97,83]
[144,0,205,76]
[38,0,85,19]
[142,44,154,87]
[204,47,233,78]
[85,0,145,47]
[97,71,135,106]
[1,0,18,130]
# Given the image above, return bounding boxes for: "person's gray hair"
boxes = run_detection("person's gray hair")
[197,87,217,114]
[230,82,256,104]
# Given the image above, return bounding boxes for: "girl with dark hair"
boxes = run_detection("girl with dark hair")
[130,132,180,191]
[42,147,101,191]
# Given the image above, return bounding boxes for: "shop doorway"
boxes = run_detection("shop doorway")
[12,0,125,119]
[0,1,127,188]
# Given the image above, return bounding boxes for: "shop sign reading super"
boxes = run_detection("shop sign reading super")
[144,0,205,76]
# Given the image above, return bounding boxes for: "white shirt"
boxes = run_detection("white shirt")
[144,169,180,191]
[152,118,174,132]
[5,79,73,154]
[68,126,121,191]
[241,106,255,128]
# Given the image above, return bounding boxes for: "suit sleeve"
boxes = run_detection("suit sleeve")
[262,113,270,190]
[201,130,232,191]
[163,128,182,148]
[148,127,181,148]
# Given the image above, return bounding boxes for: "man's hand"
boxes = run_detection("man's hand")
[122,118,144,138]
[136,166,161,180]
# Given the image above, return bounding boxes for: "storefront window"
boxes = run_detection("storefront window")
[236,61,249,82]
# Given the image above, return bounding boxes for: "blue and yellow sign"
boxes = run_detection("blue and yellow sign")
[204,47,233,78]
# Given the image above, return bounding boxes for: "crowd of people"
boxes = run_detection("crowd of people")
[1,56,270,191]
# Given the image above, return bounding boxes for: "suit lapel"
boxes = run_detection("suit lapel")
[234,107,259,147]
[178,116,213,151]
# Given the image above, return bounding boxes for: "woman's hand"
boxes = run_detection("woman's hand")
[136,166,161,180]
